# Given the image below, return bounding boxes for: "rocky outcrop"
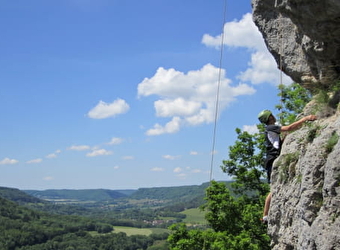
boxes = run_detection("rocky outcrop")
[252,0,340,249]
[269,108,340,250]
[252,0,340,89]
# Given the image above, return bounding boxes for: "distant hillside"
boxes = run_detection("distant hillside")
[24,189,131,202]
[0,186,45,204]
[16,181,234,208]
[129,181,234,201]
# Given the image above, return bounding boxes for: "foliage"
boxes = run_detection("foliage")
[221,127,268,197]
[325,131,339,154]
[24,189,128,202]
[0,197,171,250]
[306,124,321,143]
[314,81,340,109]
[276,83,313,125]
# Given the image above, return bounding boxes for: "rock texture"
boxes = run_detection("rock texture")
[252,0,340,89]
[270,110,340,250]
[252,0,340,249]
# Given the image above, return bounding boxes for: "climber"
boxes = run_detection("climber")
[258,110,317,224]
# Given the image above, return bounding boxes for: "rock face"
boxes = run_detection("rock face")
[252,0,340,249]
[252,0,340,89]
[269,110,340,250]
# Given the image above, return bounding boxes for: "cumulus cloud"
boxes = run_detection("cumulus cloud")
[150,167,164,172]
[173,167,182,173]
[146,117,182,136]
[26,158,43,164]
[202,13,265,50]
[67,145,91,151]
[108,137,124,145]
[139,64,255,135]
[190,151,198,155]
[202,13,291,85]
[46,149,61,159]
[87,98,130,119]
[242,124,259,134]
[46,153,57,159]
[0,158,19,165]
[86,149,113,157]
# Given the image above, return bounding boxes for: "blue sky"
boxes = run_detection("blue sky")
[0,0,292,190]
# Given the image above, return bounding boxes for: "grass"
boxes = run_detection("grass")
[180,208,207,225]
[278,152,300,183]
[90,226,169,237]
[325,131,339,154]
[112,226,153,236]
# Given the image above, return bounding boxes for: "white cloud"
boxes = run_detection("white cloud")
[146,116,182,136]
[154,98,201,117]
[150,167,164,172]
[113,165,120,170]
[202,13,292,86]
[242,124,259,134]
[202,13,265,50]
[162,155,180,160]
[46,149,61,159]
[67,145,91,151]
[87,98,130,119]
[139,64,255,136]
[0,158,19,165]
[46,153,57,159]
[26,158,43,164]
[108,137,124,145]
[190,151,198,155]
[173,167,182,173]
[86,149,113,157]
[237,51,291,85]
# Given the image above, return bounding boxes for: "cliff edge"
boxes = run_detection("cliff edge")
[252,0,340,249]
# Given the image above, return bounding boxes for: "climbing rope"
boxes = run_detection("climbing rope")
[276,0,285,124]
[209,0,228,182]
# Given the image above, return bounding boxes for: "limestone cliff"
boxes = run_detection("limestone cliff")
[252,0,340,89]
[251,0,340,249]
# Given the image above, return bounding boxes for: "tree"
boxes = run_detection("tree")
[221,127,268,198]
[276,83,312,124]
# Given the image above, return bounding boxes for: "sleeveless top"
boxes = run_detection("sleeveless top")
[265,124,282,160]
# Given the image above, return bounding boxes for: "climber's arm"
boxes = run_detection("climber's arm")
[281,115,317,132]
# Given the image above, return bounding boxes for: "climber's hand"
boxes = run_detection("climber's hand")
[307,115,317,121]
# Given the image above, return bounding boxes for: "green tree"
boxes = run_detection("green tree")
[221,127,268,197]
[276,83,312,124]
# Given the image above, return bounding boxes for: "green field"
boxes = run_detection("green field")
[112,226,169,236]
[180,208,207,225]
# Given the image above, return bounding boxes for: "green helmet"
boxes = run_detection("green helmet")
[258,110,272,124]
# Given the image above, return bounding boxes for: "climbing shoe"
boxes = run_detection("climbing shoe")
[261,216,268,224]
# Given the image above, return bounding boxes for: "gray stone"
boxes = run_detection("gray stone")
[252,0,340,89]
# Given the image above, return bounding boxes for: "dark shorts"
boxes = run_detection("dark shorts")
[265,157,276,183]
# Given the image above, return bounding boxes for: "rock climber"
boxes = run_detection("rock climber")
[257,109,317,223]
